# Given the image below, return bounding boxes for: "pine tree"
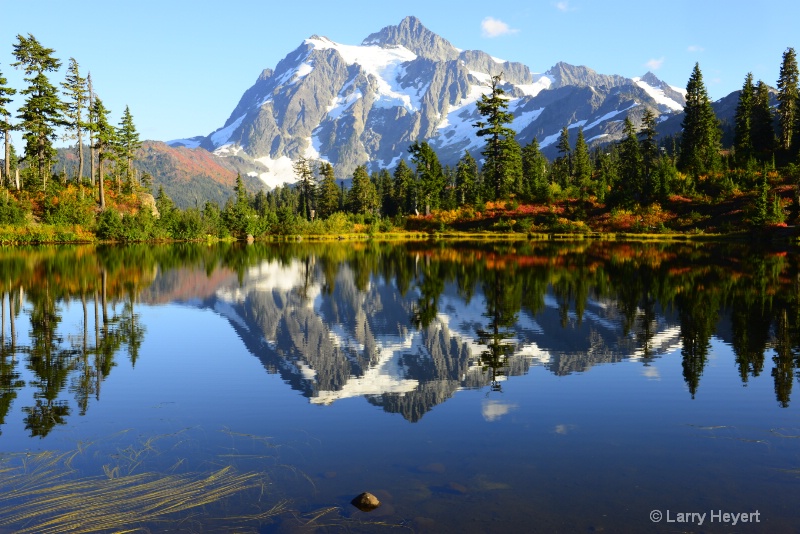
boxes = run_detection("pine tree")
[751,80,775,160]
[374,168,395,216]
[292,156,316,220]
[618,117,643,205]
[554,126,572,188]
[678,63,721,176]
[572,127,592,201]
[0,67,16,189]
[455,151,479,205]
[11,34,64,189]
[90,97,115,209]
[346,165,378,215]
[777,48,799,153]
[392,159,416,215]
[316,161,340,219]
[408,141,444,213]
[473,73,518,200]
[87,73,95,185]
[521,139,549,201]
[639,109,659,203]
[61,58,88,183]
[734,73,755,164]
[116,105,141,189]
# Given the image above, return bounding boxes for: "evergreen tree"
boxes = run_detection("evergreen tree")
[89,97,115,209]
[346,165,379,215]
[618,117,643,205]
[374,168,395,217]
[408,140,444,213]
[116,105,140,189]
[223,173,256,237]
[455,151,479,205]
[61,58,88,183]
[678,63,721,176]
[11,34,64,189]
[316,161,340,219]
[521,138,549,201]
[0,67,16,189]
[639,109,659,203]
[473,73,518,200]
[734,72,755,164]
[292,156,316,220]
[392,158,416,215]
[777,47,798,153]
[751,80,775,160]
[87,73,95,185]
[553,126,572,188]
[572,127,592,201]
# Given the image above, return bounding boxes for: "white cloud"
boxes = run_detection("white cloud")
[687,45,705,53]
[555,1,573,12]
[645,57,665,70]
[481,17,519,38]
[482,400,518,421]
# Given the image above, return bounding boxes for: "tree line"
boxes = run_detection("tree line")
[1,34,800,241]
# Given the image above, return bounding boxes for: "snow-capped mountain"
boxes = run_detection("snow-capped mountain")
[169,16,686,188]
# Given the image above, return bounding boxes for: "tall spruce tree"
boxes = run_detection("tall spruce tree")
[61,58,88,183]
[554,126,572,188]
[618,117,643,205]
[640,109,659,203]
[521,138,549,201]
[455,151,479,205]
[116,105,140,189]
[392,159,416,215]
[292,156,316,220]
[678,63,721,176]
[408,140,444,213]
[11,34,64,189]
[572,127,592,201]
[346,165,378,215]
[473,73,518,200]
[776,47,798,153]
[751,80,775,160]
[0,67,16,188]
[734,72,755,164]
[90,97,115,209]
[316,161,340,219]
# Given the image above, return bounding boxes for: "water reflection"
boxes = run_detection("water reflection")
[1,240,799,436]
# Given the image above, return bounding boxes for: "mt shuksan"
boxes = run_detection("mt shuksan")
[169,16,686,188]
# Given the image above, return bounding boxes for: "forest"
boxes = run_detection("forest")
[2,34,800,243]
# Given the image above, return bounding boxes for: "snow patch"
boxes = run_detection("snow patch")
[515,74,554,97]
[633,77,684,111]
[210,114,246,147]
[253,155,297,189]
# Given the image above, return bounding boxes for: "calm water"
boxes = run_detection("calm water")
[0,240,798,533]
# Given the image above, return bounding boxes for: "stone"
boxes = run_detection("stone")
[350,492,381,512]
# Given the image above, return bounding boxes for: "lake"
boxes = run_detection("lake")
[0,240,798,533]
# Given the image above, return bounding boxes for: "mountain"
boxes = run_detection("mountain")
[168,16,688,189]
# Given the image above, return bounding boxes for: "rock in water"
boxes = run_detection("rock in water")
[351,492,381,512]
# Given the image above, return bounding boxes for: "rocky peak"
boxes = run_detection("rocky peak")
[546,61,629,89]
[362,16,459,61]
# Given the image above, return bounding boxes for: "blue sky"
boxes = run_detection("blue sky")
[1,0,797,143]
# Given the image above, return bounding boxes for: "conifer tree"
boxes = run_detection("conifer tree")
[408,141,444,213]
[776,47,798,153]
[473,73,518,200]
[292,156,316,220]
[87,73,95,185]
[90,97,115,209]
[116,105,140,188]
[61,58,88,183]
[640,109,659,203]
[521,139,549,201]
[0,67,16,188]
[751,80,775,160]
[734,72,755,164]
[346,165,378,215]
[374,168,395,217]
[11,34,64,189]
[316,161,340,219]
[392,159,416,215]
[455,151,479,206]
[678,63,721,176]
[618,117,643,205]
[553,126,572,188]
[572,127,592,200]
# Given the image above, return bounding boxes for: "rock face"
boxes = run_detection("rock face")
[351,492,381,512]
[170,16,688,188]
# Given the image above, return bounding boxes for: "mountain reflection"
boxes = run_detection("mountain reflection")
[1,240,799,434]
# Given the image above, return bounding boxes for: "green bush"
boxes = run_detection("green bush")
[0,197,28,225]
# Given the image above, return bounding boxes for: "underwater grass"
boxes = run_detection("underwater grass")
[0,430,289,533]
